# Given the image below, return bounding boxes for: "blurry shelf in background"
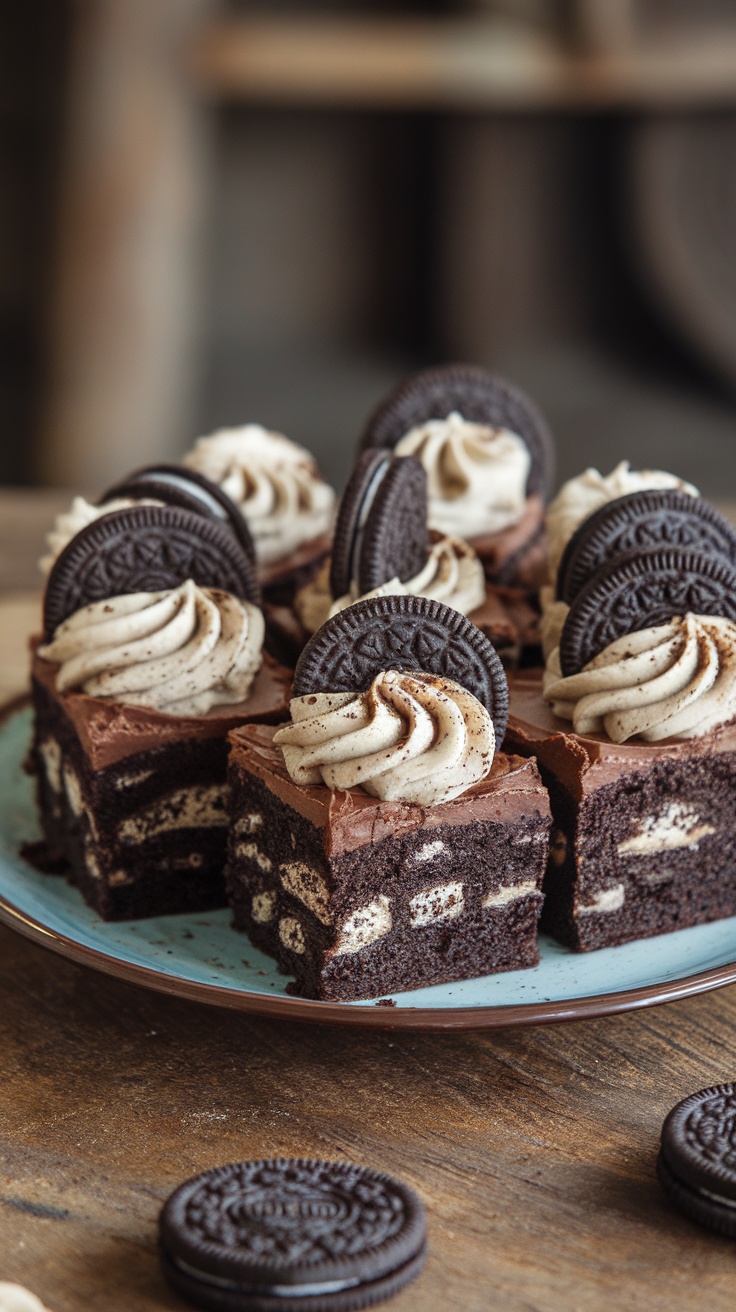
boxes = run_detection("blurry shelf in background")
[191,15,736,111]
[36,0,736,491]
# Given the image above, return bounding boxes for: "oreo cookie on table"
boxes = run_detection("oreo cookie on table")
[558,546,736,677]
[101,463,255,559]
[658,1083,736,1237]
[293,593,509,745]
[329,451,428,601]
[358,363,555,501]
[43,504,261,640]
[159,1157,427,1312]
[556,489,736,605]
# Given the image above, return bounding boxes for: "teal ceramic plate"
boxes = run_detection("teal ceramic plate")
[1,705,735,1029]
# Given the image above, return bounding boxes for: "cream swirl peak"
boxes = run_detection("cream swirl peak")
[393,411,530,539]
[294,536,486,636]
[543,613,736,743]
[39,580,264,716]
[274,670,494,806]
[546,461,699,588]
[40,495,162,576]
[183,424,335,565]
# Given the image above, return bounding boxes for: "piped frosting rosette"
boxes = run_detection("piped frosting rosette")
[275,594,509,807]
[40,580,264,717]
[393,412,530,539]
[183,424,335,565]
[295,534,486,636]
[544,614,736,743]
[39,503,266,716]
[543,546,736,743]
[275,670,493,806]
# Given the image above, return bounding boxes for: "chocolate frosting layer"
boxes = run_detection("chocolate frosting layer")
[467,494,546,587]
[506,669,736,800]
[229,723,549,857]
[32,644,291,770]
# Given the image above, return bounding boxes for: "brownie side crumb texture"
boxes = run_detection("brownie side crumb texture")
[32,670,231,919]
[538,751,736,951]
[225,748,550,1001]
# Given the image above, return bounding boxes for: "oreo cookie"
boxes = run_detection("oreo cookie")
[658,1084,736,1237]
[556,490,736,605]
[329,451,428,601]
[159,1157,427,1312]
[559,547,736,676]
[101,463,255,559]
[43,504,261,639]
[293,593,509,744]
[359,363,554,501]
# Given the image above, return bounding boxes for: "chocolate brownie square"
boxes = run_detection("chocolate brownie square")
[30,647,291,920]
[506,669,736,951]
[225,724,551,1001]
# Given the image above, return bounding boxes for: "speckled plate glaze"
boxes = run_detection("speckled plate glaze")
[2,705,736,1030]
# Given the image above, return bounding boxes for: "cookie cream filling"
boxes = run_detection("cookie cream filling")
[543,613,736,742]
[170,1254,362,1298]
[39,495,162,575]
[274,670,495,805]
[294,536,486,635]
[394,411,530,539]
[183,424,335,565]
[39,579,264,716]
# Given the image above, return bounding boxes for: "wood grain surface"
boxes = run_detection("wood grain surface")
[3,494,736,1309]
[3,925,736,1311]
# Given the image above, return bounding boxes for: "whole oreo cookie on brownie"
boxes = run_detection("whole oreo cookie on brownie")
[101,463,257,561]
[225,594,551,1001]
[288,450,539,668]
[30,502,291,922]
[538,460,701,661]
[555,489,736,609]
[39,463,258,588]
[357,363,554,588]
[658,1084,736,1237]
[329,450,428,600]
[159,1157,427,1311]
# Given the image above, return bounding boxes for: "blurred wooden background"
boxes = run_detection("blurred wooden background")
[3,0,736,496]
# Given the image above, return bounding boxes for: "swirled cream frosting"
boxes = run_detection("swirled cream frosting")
[183,424,335,565]
[546,461,699,589]
[274,670,495,806]
[393,411,530,539]
[294,536,486,635]
[40,496,161,576]
[543,613,736,742]
[39,579,264,716]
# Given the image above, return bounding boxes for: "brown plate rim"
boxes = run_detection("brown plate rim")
[2,891,736,1031]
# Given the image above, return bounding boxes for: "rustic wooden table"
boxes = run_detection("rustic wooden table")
[2,491,736,1312]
